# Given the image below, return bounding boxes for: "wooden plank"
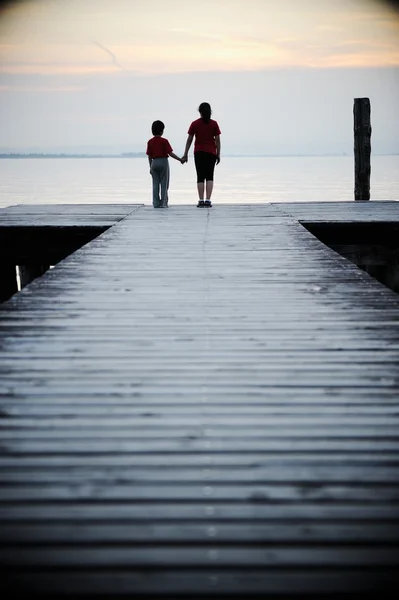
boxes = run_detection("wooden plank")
[3,569,396,595]
[0,465,398,484]
[0,203,142,224]
[1,391,398,405]
[0,452,398,468]
[1,522,398,544]
[1,414,398,428]
[273,201,399,222]
[2,404,399,418]
[0,502,398,521]
[1,483,399,503]
[1,438,399,453]
[1,545,398,568]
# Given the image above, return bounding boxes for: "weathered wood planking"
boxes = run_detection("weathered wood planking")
[0,203,143,300]
[273,201,399,294]
[0,203,142,226]
[0,202,399,596]
[272,200,399,222]
[0,204,141,213]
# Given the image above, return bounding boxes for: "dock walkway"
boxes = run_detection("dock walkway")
[0,202,399,596]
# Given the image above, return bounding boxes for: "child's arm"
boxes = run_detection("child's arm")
[182,135,193,162]
[148,156,152,168]
[168,151,183,162]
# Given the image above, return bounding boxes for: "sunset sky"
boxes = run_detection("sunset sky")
[0,0,398,154]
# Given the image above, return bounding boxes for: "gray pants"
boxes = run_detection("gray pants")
[151,158,170,207]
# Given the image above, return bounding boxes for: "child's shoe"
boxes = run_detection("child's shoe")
[197,200,205,207]
[204,200,212,207]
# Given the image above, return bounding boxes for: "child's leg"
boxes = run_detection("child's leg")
[151,161,161,207]
[159,159,170,207]
[205,180,213,200]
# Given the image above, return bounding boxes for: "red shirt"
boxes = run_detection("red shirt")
[146,136,173,159]
[187,118,221,155]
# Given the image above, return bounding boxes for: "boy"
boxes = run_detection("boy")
[146,120,183,208]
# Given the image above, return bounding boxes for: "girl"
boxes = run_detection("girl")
[182,103,221,208]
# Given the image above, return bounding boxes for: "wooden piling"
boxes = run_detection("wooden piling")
[354,97,371,201]
[19,264,50,289]
[0,263,18,302]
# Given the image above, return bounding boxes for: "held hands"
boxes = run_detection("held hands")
[178,154,220,165]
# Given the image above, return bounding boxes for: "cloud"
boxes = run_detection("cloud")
[0,84,85,92]
[0,0,398,75]
[0,62,117,75]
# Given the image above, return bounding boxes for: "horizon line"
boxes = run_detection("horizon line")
[0,152,398,159]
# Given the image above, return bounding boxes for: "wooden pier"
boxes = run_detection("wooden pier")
[0,201,399,597]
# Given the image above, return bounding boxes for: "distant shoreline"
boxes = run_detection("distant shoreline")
[0,153,146,159]
[0,153,397,159]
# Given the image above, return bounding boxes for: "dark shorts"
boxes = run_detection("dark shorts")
[194,151,217,183]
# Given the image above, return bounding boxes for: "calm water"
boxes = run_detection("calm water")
[0,155,398,208]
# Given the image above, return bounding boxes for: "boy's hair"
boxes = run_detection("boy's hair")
[198,102,212,123]
[151,120,165,136]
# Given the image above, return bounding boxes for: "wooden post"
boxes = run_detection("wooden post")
[0,264,18,302]
[19,264,50,289]
[354,97,371,201]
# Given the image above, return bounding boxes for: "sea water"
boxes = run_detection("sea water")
[0,155,398,209]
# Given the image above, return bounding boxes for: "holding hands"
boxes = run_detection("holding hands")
[179,154,220,165]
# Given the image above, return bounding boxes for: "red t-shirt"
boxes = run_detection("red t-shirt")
[187,118,221,155]
[146,136,173,159]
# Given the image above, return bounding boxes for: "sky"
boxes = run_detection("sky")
[0,0,398,155]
